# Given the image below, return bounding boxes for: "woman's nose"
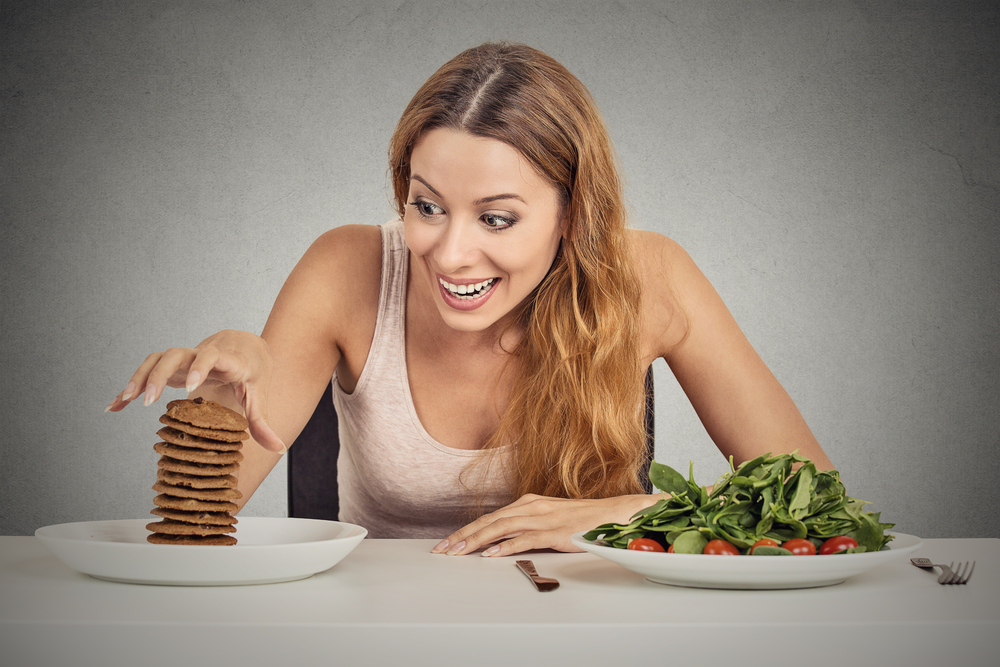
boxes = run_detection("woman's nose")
[434,219,480,272]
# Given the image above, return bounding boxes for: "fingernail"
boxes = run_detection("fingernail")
[104,400,115,412]
[446,540,466,555]
[121,381,136,401]
[143,384,156,407]
[185,371,201,393]
[481,544,501,558]
[432,539,449,554]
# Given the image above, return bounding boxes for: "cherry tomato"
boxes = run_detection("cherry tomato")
[783,538,817,556]
[750,538,779,555]
[703,539,740,555]
[819,535,859,555]
[627,538,666,552]
[667,544,675,553]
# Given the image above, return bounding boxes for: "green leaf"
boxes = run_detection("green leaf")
[672,530,708,554]
[648,460,691,496]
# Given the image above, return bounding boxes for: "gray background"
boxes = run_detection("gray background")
[2,0,997,539]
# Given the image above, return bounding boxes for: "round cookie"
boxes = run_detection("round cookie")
[157,469,238,489]
[152,480,242,501]
[147,533,237,546]
[153,493,239,513]
[157,454,241,477]
[158,415,249,442]
[151,507,238,525]
[153,441,244,465]
[147,519,237,536]
[165,397,249,432]
[157,427,243,451]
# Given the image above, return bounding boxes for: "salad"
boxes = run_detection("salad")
[584,452,894,555]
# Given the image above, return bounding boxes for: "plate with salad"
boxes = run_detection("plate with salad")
[572,453,922,589]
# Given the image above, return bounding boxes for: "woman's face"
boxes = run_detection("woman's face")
[404,127,564,334]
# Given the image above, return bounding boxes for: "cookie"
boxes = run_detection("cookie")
[151,507,238,525]
[157,468,238,489]
[158,415,249,442]
[153,493,239,513]
[146,533,238,546]
[157,426,243,451]
[157,454,241,476]
[165,397,249,432]
[153,441,244,465]
[146,519,237,536]
[152,480,242,501]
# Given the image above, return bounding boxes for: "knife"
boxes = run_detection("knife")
[516,559,560,592]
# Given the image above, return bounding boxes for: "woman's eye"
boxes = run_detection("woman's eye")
[410,201,443,217]
[482,214,515,231]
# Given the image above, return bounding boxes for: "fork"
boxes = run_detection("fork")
[910,558,976,584]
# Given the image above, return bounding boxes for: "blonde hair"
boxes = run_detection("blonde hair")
[388,42,646,502]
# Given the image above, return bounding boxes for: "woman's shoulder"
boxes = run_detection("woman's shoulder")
[625,228,694,357]
[276,223,384,332]
[308,223,384,268]
[625,227,698,292]
[625,228,687,269]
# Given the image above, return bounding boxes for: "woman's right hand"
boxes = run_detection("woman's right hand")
[105,329,286,453]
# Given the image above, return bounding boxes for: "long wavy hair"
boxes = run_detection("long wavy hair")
[388,42,647,502]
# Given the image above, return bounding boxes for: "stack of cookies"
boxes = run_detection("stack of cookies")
[146,397,247,545]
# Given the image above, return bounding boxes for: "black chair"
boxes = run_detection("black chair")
[288,367,656,520]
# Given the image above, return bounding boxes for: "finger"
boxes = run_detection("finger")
[183,347,222,393]
[241,384,286,454]
[106,351,167,411]
[480,530,574,558]
[143,347,197,406]
[443,512,535,555]
[431,495,551,555]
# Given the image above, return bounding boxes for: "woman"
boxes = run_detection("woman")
[107,42,834,557]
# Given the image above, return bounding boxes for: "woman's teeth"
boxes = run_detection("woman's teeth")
[439,277,496,299]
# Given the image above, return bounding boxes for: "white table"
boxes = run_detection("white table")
[2,536,998,666]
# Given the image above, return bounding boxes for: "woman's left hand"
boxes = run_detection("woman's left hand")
[432,493,655,557]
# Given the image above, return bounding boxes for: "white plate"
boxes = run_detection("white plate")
[36,517,367,586]
[570,532,922,590]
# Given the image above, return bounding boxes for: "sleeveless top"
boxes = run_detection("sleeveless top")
[332,221,512,538]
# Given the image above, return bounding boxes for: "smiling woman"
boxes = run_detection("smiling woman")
[107,42,834,556]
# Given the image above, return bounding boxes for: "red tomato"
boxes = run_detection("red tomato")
[819,535,859,555]
[750,538,779,554]
[783,538,817,556]
[703,539,740,555]
[627,538,666,552]
[667,544,675,553]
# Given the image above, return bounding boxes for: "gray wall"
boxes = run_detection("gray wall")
[2,0,997,538]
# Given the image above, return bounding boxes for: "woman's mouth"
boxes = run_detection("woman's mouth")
[437,276,499,310]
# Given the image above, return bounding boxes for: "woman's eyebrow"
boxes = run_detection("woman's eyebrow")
[474,193,526,205]
[411,174,526,205]
[411,175,442,198]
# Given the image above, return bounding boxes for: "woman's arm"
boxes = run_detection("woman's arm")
[108,224,383,510]
[225,224,381,506]
[636,229,834,470]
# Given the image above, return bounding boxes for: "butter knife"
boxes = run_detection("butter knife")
[516,559,560,592]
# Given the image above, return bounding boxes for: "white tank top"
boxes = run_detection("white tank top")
[332,221,512,538]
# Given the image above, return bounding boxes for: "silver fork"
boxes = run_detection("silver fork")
[910,558,976,584]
